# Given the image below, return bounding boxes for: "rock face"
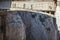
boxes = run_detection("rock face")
[3,11,58,40]
[6,12,26,40]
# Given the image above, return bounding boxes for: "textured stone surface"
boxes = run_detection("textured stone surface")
[5,11,58,40]
[6,12,26,40]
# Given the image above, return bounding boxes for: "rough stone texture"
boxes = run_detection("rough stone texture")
[6,12,26,40]
[5,11,58,40]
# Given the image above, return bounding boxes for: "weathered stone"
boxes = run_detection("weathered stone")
[5,11,58,40]
[6,12,26,40]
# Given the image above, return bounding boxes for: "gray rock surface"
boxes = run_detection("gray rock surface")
[6,12,26,40]
[5,11,58,40]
